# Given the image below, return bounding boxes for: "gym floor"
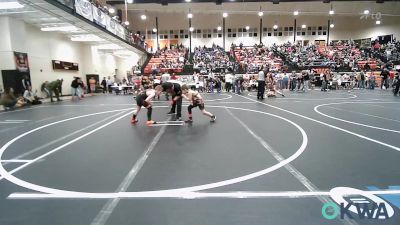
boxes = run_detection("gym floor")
[0,90,399,225]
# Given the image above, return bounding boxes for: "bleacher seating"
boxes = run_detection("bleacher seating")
[144,47,187,74]
[233,46,282,73]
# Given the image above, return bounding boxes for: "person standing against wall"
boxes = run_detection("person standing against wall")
[21,75,31,92]
[89,77,96,96]
[106,76,113,93]
[101,77,107,94]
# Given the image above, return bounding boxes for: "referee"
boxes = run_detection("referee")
[161,80,183,121]
[257,68,266,99]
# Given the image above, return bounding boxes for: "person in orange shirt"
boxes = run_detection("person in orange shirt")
[89,77,96,96]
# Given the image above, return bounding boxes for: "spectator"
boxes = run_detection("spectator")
[47,79,62,102]
[0,87,25,109]
[380,68,389,89]
[106,76,113,93]
[71,77,80,101]
[23,86,41,105]
[101,77,107,93]
[89,77,96,95]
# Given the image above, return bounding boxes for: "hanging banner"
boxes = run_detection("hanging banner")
[115,24,126,39]
[106,15,116,34]
[74,0,93,22]
[14,52,29,72]
[92,5,106,28]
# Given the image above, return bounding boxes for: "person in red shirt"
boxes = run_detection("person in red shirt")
[171,73,177,80]
[374,41,381,50]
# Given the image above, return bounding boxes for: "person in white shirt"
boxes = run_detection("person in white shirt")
[153,78,161,86]
[106,76,113,93]
[225,72,233,92]
[23,86,41,105]
[257,69,266,99]
[161,72,170,83]
[198,76,205,92]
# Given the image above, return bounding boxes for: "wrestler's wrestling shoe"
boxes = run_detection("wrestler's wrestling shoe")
[146,120,157,125]
[131,119,138,124]
[185,119,193,123]
[210,115,216,122]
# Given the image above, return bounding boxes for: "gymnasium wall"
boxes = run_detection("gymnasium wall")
[0,16,140,94]
[126,1,400,50]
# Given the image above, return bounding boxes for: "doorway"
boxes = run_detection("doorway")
[1,70,30,96]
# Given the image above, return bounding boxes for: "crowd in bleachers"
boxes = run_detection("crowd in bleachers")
[369,39,400,64]
[269,41,389,72]
[193,44,233,73]
[272,43,334,69]
[232,43,283,73]
[130,33,146,49]
[144,45,187,74]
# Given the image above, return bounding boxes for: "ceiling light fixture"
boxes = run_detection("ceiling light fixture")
[245,26,250,31]
[189,27,194,32]
[301,24,306,29]
[141,14,147,20]
[109,7,115,14]
[124,21,130,26]
[329,10,334,15]
[364,10,370,15]
[330,23,335,28]
[223,12,228,18]
[273,24,278,30]
[127,0,133,3]
[153,28,157,32]
[376,20,381,25]
[187,13,193,18]
[293,11,299,16]
[217,26,222,31]
[258,11,264,17]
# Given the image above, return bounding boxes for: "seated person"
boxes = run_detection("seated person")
[23,86,42,105]
[0,87,25,109]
